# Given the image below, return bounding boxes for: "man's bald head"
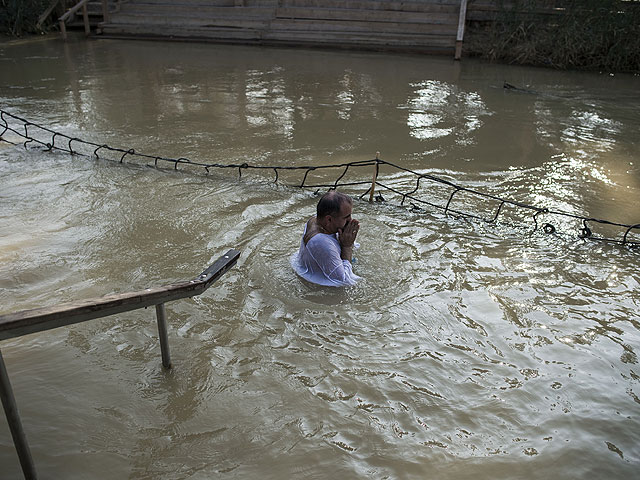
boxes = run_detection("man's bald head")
[317,191,353,219]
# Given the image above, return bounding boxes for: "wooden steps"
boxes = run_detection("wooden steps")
[280,0,460,14]
[98,0,464,54]
[269,18,457,35]
[262,30,456,50]
[273,8,458,28]
[100,24,266,41]
[66,0,117,28]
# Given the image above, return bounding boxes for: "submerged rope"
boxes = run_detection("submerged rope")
[1,109,638,249]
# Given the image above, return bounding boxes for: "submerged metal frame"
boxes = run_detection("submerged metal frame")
[0,249,240,480]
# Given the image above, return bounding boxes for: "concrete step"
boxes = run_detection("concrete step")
[262,30,455,47]
[119,4,275,17]
[126,0,238,6]
[97,0,463,54]
[123,0,277,6]
[110,12,270,28]
[269,18,457,35]
[243,0,278,5]
[100,22,264,39]
[279,0,461,13]
[275,6,459,25]
[262,29,456,51]
[100,22,455,52]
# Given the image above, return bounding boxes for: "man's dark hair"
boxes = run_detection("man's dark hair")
[317,191,352,218]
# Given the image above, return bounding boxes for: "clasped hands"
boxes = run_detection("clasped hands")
[338,219,360,253]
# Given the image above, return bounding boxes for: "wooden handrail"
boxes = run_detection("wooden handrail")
[59,0,89,22]
[1,248,239,480]
[0,249,240,341]
[59,0,90,40]
[37,0,62,29]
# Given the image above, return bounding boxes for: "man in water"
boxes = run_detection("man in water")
[292,190,361,287]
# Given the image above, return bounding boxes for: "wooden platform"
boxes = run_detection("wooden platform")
[97,0,469,55]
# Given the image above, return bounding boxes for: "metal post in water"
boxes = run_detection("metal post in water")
[82,3,90,36]
[155,304,172,369]
[369,152,380,203]
[0,349,38,480]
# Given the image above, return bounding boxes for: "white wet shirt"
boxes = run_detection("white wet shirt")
[291,225,361,287]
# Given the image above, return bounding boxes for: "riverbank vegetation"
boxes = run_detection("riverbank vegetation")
[2,0,638,73]
[467,0,640,73]
[0,0,58,36]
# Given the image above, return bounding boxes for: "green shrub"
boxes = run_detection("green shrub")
[468,0,640,72]
[0,0,56,36]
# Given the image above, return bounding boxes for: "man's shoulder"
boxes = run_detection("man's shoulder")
[306,232,338,252]
[303,218,320,245]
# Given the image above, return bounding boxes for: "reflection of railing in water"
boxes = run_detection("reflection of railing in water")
[1,109,638,249]
[0,249,240,480]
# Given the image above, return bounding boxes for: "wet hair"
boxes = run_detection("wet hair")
[317,191,352,218]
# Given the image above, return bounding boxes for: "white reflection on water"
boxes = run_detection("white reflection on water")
[561,109,622,151]
[336,71,355,120]
[405,80,490,143]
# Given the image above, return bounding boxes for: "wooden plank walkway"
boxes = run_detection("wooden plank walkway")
[97,0,470,55]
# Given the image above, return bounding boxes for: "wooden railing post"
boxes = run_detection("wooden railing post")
[82,2,90,36]
[102,0,110,22]
[155,304,171,369]
[59,18,67,41]
[455,0,468,60]
[0,350,38,480]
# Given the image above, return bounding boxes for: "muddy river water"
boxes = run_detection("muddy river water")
[0,35,639,479]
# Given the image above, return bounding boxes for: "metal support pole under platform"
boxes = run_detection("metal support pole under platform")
[0,349,38,480]
[155,304,172,369]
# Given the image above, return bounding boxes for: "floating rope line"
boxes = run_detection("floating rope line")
[1,109,638,249]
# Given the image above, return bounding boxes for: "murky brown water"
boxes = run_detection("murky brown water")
[1,34,639,479]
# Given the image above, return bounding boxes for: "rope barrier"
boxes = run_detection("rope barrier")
[1,109,638,249]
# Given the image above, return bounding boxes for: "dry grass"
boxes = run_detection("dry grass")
[467,0,640,73]
[0,0,57,37]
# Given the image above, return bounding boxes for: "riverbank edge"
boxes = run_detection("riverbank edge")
[2,18,638,75]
